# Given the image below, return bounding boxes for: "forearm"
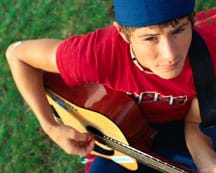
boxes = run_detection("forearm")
[6,42,58,132]
[185,122,216,171]
[185,98,216,172]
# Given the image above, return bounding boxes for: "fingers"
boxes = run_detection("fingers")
[64,134,95,156]
[65,128,93,142]
[51,125,95,156]
[199,167,216,173]
[70,137,95,156]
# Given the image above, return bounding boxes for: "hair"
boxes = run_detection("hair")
[118,13,195,41]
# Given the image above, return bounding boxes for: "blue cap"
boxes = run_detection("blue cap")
[113,0,195,27]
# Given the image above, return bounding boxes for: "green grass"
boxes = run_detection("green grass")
[0,1,215,173]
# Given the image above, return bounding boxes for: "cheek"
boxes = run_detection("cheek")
[178,30,192,55]
[133,44,158,66]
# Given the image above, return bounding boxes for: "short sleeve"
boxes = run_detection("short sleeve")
[56,32,98,87]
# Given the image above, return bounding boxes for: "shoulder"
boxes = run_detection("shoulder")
[194,8,216,47]
[56,24,129,86]
[194,9,216,71]
[60,25,121,47]
[57,24,125,59]
[195,8,216,31]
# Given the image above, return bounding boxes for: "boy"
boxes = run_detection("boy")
[6,0,216,172]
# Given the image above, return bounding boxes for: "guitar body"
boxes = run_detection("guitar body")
[44,72,150,170]
[43,72,194,173]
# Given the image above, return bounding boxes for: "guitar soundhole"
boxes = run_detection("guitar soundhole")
[86,126,104,137]
[86,126,114,156]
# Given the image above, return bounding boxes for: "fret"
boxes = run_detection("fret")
[96,134,188,173]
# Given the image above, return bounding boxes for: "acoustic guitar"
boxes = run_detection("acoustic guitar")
[43,72,194,173]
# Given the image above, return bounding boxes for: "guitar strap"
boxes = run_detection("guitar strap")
[188,29,216,127]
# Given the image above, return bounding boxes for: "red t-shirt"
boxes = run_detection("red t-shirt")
[56,9,216,123]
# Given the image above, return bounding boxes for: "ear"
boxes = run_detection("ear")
[113,21,130,43]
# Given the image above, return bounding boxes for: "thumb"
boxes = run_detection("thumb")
[65,126,93,142]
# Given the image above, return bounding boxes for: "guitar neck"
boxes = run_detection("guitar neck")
[94,133,190,173]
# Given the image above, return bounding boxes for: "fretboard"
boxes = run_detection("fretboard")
[94,133,189,173]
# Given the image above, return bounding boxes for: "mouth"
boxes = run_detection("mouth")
[157,61,179,71]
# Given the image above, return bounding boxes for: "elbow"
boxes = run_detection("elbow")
[5,44,13,61]
[5,41,22,62]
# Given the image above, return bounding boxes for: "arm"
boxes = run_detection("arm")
[5,39,94,156]
[185,98,216,173]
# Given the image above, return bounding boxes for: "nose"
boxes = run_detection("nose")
[159,38,178,63]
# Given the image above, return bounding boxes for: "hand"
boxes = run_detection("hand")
[44,123,95,156]
[199,167,216,173]
[198,156,216,173]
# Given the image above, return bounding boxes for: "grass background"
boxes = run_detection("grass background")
[0,0,215,173]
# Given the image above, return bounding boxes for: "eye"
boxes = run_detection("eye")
[172,28,185,35]
[144,36,158,42]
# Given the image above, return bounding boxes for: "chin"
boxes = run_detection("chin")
[155,63,184,79]
[156,70,182,79]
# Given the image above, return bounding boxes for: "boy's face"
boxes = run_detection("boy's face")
[128,17,192,79]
